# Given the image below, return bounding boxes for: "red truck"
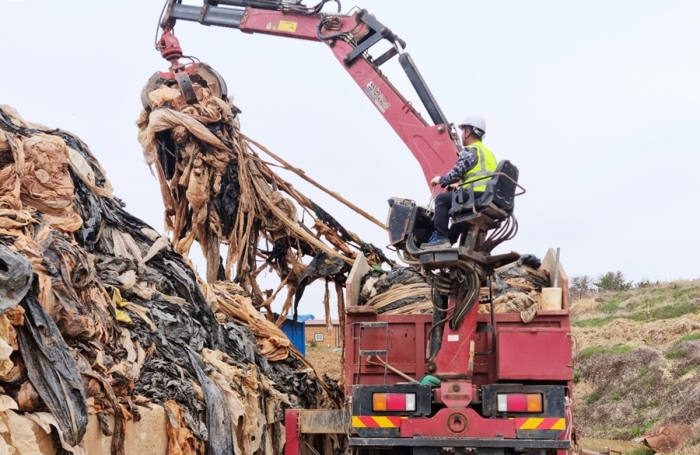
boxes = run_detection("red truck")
[282,244,576,455]
[151,2,577,453]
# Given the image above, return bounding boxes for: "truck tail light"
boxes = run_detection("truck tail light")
[497,394,543,413]
[372,393,416,412]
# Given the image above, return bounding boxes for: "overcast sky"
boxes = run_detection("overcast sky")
[2,0,699,318]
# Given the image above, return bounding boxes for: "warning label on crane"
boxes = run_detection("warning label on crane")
[278,21,298,33]
[365,81,391,113]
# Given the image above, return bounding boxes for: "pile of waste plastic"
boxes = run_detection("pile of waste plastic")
[356,256,551,319]
[358,267,432,314]
[136,85,390,337]
[0,104,340,454]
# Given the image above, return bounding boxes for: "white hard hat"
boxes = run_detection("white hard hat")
[459,114,486,135]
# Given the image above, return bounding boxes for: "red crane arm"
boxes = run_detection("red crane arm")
[161,1,462,187]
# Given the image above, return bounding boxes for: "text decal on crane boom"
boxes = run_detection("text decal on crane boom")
[365,81,391,113]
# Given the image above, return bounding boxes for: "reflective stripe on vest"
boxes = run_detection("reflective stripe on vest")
[461,141,497,192]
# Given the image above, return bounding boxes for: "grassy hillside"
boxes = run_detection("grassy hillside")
[571,280,700,453]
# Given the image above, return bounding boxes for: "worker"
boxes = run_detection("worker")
[420,114,497,250]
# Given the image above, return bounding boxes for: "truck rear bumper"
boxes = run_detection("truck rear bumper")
[349,437,571,450]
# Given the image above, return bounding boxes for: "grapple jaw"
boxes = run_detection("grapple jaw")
[141,61,228,110]
[143,22,228,110]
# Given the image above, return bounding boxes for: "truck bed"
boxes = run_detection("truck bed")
[344,249,573,388]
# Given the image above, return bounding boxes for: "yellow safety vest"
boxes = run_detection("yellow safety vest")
[462,141,497,192]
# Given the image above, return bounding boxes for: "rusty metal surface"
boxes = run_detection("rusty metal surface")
[299,410,350,434]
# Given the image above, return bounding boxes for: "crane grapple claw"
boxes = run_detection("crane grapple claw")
[141,62,229,110]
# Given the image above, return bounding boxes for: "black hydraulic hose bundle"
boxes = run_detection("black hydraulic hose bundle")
[425,262,482,362]
[449,266,482,330]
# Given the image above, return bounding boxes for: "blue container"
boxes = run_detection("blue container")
[281,318,307,357]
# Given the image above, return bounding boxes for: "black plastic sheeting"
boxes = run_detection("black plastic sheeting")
[17,290,88,446]
[292,251,349,321]
[0,244,32,313]
[493,260,550,296]
[517,254,542,270]
[311,201,392,266]
[212,159,240,239]
[186,347,234,455]
[374,267,426,294]
[311,201,354,244]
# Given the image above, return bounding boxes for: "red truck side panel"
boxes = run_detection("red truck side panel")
[496,327,573,381]
[345,313,431,387]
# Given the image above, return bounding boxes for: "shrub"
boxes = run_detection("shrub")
[635,278,659,289]
[595,271,632,292]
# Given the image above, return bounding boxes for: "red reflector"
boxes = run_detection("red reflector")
[386,394,405,411]
[507,394,528,412]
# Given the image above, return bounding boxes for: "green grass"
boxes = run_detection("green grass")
[678,366,692,377]
[665,349,688,360]
[681,332,700,342]
[585,388,603,405]
[671,289,699,300]
[626,367,651,386]
[650,301,700,320]
[625,312,649,322]
[572,283,700,332]
[627,418,659,439]
[617,300,700,324]
[629,449,655,455]
[599,300,621,313]
[637,399,659,410]
[573,316,613,328]
[643,295,663,304]
[611,391,622,401]
[579,345,633,360]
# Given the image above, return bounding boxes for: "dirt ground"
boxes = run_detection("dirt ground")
[577,438,646,453]
[306,346,342,381]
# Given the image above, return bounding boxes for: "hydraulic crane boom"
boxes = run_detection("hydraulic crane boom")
[156,0,462,187]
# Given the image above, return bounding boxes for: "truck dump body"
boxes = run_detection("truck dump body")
[345,312,572,386]
[341,250,575,455]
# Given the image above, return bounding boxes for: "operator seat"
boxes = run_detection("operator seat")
[448,160,519,254]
